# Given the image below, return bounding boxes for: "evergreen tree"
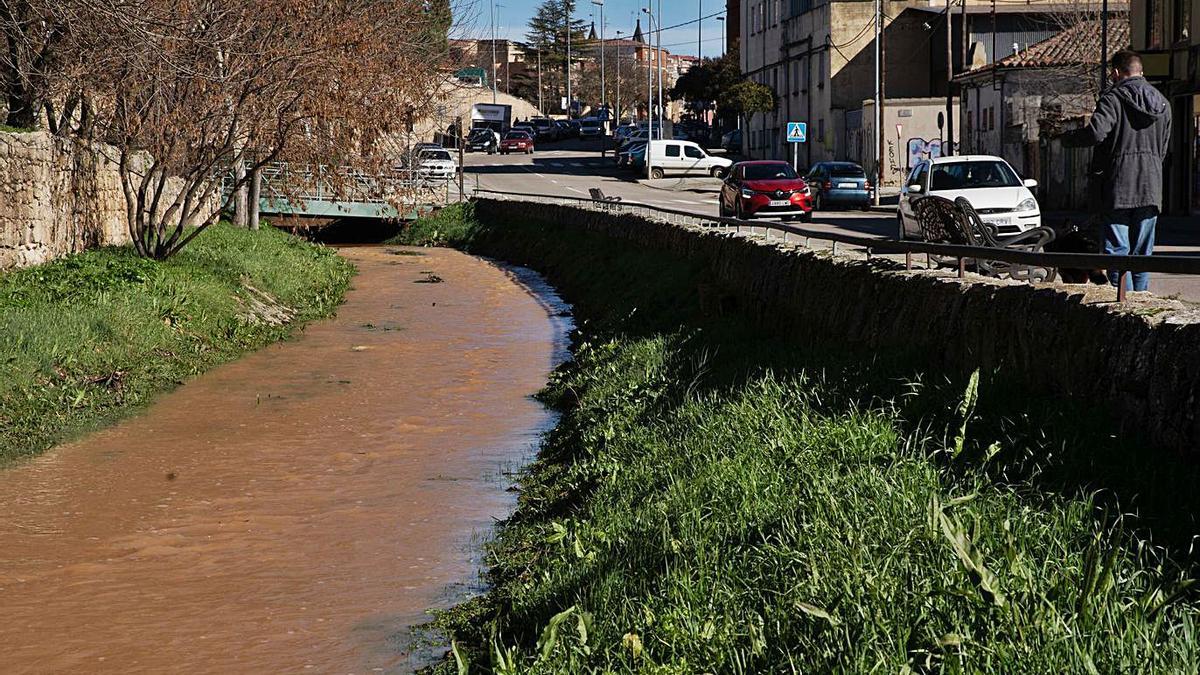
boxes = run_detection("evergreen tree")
[524,0,588,108]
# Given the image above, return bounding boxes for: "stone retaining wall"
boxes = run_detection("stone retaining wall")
[471,198,1200,455]
[0,131,210,269]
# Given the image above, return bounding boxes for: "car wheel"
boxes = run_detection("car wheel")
[719,198,730,218]
[710,167,727,179]
[735,199,746,220]
[814,193,824,211]
[896,213,906,240]
[651,167,664,180]
[801,210,812,222]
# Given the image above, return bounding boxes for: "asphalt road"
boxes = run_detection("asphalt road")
[462,139,1200,302]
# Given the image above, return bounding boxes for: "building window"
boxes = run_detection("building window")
[1147,0,1165,48]
[967,110,973,131]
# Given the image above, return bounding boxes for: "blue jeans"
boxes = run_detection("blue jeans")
[1104,206,1157,291]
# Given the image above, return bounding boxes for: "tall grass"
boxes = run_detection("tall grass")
[0,223,353,463]
[425,204,1200,673]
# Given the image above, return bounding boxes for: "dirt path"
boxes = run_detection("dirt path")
[0,246,570,673]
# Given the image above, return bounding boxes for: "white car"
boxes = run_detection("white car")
[416,148,457,182]
[644,140,732,179]
[898,155,1041,240]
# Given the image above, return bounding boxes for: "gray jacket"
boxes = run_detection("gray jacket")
[1064,76,1171,212]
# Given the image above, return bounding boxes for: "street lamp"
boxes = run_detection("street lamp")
[565,0,572,118]
[715,15,725,56]
[615,30,623,123]
[592,0,606,125]
[490,0,497,103]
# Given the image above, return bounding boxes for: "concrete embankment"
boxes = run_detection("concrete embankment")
[468,198,1200,455]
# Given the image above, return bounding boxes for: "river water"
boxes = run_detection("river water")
[0,247,571,673]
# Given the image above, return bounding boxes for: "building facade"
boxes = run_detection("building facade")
[736,0,1080,183]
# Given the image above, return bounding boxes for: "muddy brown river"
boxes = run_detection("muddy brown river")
[0,247,570,673]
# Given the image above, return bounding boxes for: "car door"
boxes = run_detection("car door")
[720,166,742,213]
[899,162,929,237]
[661,143,684,174]
[683,143,707,174]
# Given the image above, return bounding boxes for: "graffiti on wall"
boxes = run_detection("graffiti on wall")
[907,138,942,169]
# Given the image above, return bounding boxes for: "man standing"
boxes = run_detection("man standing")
[1064,50,1171,292]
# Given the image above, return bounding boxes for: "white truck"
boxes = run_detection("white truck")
[470,103,512,135]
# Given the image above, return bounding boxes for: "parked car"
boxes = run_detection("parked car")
[465,128,499,154]
[897,154,1040,240]
[565,120,582,138]
[806,161,872,210]
[579,118,604,139]
[614,123,637,141]
[499,130,535,155]
[618,141,647,168]
[416,148,457,182]
[512,123,535,138]
[529,117,557,141]
[644,140,732,179]
[720,129,742,153]
[554,120,572,138]
[719,160,813,221]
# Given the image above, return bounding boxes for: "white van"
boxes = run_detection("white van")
[646,140,732,179]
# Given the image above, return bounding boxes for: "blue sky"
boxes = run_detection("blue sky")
[454,0,729,60]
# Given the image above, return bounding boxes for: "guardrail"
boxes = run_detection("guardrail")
[473,188,1200,303]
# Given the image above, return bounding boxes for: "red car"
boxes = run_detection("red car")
[718,160,813,221]
[500,131,534,155]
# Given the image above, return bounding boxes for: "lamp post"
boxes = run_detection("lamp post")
[537,48,543,114]
[490,0,497,103]
[615,30,623,123]
[716,15,725,56]
[565,0,573,117]
[592,0,606,124]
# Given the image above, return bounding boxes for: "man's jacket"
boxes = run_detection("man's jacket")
[1064,76,1171,212]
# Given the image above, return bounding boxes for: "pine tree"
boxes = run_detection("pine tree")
[523,0,587,90]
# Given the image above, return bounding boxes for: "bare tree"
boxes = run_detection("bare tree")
[47,0,450,259]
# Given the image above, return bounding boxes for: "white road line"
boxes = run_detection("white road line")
[549,162,564,167]
[535,173,545,178]
[550,179,559,184]
[565,186,586,194]
[570,163,584,167]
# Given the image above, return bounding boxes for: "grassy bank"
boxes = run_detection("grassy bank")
[0,223,353,463]
[398,204,1200,673]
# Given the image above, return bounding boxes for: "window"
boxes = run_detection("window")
[817,51,826,88]
[1147,0,1165,48]
[665,144,681,157]
[913,162,929,187]
[967,110,973,131]
[685,145,704,159]
[931,160,1021,190]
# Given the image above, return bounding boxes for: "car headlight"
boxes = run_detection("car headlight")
[741,188,754,198]
[1017,197,1038,212]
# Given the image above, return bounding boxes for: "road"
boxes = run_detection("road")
[462,139,1200,302]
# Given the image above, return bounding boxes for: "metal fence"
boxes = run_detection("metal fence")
[472,188,1200,304]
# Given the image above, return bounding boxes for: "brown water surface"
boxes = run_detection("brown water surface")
[0,246,570,673]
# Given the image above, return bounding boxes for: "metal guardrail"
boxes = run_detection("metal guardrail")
[472,188,1200,303]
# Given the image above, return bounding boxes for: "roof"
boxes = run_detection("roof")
[959,17,1130,79]
[908,3,1127,15]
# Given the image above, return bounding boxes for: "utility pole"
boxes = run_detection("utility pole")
[1100,0,1110,92]
[538,48,543,113]
[945,0,954,155]
[593,0,606,122]
[565,0,573,118]
[873,0,883,205]
[656,0,663,139]
[490,0,498,104]
[698,0,703,63]
[615,30,623,123]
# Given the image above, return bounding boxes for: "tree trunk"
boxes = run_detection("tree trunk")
[248,166,261,231]
[233,159,248,227]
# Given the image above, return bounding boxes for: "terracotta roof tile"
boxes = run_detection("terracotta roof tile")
[974,17,1130,72]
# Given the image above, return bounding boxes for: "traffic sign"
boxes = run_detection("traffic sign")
[787,122,807,143]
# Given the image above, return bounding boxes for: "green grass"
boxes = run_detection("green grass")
[419,204,1200,673]
[0,223,353,463]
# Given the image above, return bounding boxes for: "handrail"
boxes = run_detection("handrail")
[471,188,1200,284]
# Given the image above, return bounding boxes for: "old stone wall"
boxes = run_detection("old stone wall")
[0,131,210,270]
[470,198,1200,455]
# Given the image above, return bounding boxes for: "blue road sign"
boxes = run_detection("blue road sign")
[787,122,807,143]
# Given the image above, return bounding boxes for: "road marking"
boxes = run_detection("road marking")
[570,163,584,167]
[535,173,545,178]
[549,162,564,168]
[566,186,586,194]
[550,179,559,184]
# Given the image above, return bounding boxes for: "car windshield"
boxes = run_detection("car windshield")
[469,130,491,138]
[504,132,529,140]
[581,121,599,127]
[420,150,452,161]
[930,161,1020,190]
[743,164,798,180]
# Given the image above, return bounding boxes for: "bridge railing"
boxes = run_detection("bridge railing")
[472,188,1200,304]
[220,161,464,217]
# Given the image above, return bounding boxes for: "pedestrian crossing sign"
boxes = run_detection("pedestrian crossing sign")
[787,122,807,143]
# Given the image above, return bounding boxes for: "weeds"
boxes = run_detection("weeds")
[0,222,353,463]
[414,204,1200,673]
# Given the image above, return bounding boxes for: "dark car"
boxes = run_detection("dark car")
[529,117,557,142]
[719,160,813,221]
[806,161,872,210]
[720,129,742,154]
[466,128,498,154]
[499,130,534,155]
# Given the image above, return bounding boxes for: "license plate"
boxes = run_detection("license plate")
[837,182,857,188]
[768,199,790,207]
[983,217,1011,226]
